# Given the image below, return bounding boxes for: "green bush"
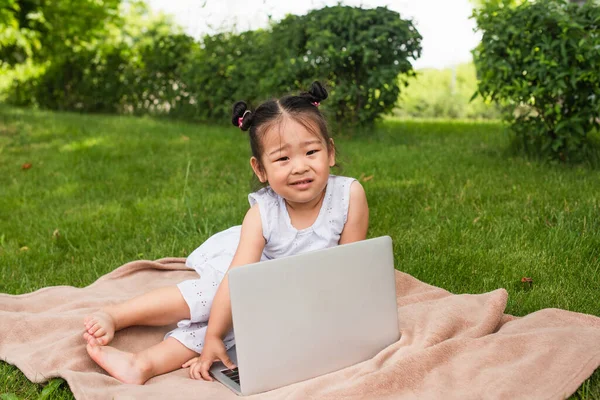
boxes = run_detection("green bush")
[170,5,423,126]
[2,4,422,127]
[472,0,600,161]
[8,45,128,112]
[120,29,197,116]
[266,6,422,126]
[177,29,273,122]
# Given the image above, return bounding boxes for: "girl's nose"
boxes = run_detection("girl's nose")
[291,158,309,174]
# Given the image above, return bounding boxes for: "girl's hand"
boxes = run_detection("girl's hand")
[182,356,210,380]
[187,335,236,381]
[182,356,200,370]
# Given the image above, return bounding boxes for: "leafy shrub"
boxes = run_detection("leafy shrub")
[1,0,122,107]
[177,29,273,122]
[2,4,422,127]
[9,45,128,112]
[119,29,197,116]
[179,5,423,126]
[268,6,422,126]
[472,0,600,161]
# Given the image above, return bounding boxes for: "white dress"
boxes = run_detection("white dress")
[165,175,356,353]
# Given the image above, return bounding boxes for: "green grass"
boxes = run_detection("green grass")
[0,106,598,399]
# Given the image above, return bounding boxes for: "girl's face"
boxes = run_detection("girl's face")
[251,116,335,206]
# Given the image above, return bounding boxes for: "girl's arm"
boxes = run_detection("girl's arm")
[339,181,369,244]
[195,204,265,380]
[204,204,265,340]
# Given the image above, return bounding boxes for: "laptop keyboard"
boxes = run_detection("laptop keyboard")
[221,367,240,385]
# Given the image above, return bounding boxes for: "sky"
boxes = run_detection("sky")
[145,0,481,70]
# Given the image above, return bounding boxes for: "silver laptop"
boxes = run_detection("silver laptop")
[209,236,399,396]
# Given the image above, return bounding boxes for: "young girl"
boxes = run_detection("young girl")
[83,81,369,384]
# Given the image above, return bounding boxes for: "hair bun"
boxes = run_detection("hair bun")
[232,101,252,131]
[300,81,328,104]
[308,81,328,102]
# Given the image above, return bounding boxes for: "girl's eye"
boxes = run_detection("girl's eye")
[307,150,319,156]
[276,157,289,162]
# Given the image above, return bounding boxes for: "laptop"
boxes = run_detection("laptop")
[209,236,399,396]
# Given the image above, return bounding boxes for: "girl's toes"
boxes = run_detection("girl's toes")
[87,336,100,346]
[93,328,106,338]
[88,323,100,335]
[85,334,98,346]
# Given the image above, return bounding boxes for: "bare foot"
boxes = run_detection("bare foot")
[86,344,152,384]
[83,310,116,346]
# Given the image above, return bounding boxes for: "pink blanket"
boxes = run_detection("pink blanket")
[1,258,599,399]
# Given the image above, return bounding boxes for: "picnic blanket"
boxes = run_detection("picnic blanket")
[1,257,599,400]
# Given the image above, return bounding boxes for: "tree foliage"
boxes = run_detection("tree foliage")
[0,0,41,66]
[0,0,121,65]
[393,63,501,120]
[5,2,197,112]
[472,0,600,161]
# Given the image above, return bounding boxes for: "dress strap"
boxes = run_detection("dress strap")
[315,175,356,237]
[248,187,280,243]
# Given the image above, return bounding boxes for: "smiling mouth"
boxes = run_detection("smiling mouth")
[290,179,313,185]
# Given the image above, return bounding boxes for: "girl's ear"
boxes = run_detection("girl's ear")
[328,138,336,167]
[250,157,267,183]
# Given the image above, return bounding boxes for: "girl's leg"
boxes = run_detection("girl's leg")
[86,337,197,384]
[84,285,190,346]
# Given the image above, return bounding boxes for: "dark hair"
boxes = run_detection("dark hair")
[231,81,332,173]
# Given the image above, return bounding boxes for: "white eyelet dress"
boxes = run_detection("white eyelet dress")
[165,175,356,353]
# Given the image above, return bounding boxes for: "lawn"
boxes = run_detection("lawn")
[0,105,598,399]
